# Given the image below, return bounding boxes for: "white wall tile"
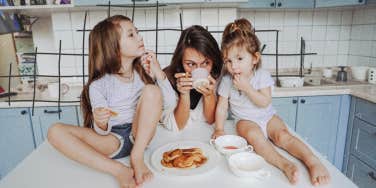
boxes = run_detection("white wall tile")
[313,10,327,26]
[373,42,376,58]
[341,10,353,25]
[254,11,269,27]
[183,9,201,27]
[310,41,326,55]
[324,41,338,55]
[327,10,341,26]
[363,25,374,40]
[110,10,127,17]
[145,10,157,29]
[326,26,340,41]
[338,41,349,55]
[70,11,87,30]
[352,8,365,25]
[164,9,181,28]
[350,25,362,40]
[219,8,237,26]
[298,26,312,40]
[201,8,219,27]
[311,26,326,40]
[133,10,146,28]
[88,11,107,29]
[269,11,284,27]
[337,55,348,66]
[239,10,255,23]
[324,55,337,66]
[364,8,376,24]
[298,11,313,26]
[284,11,299,26]
[281,26,298,41]
[54,30,74,50]
[339,26,351,40]
[52,12,72,31]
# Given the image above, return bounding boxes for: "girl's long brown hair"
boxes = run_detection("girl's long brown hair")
[163,25,223,90]
[221,18,262,71]
[81,15,154,128]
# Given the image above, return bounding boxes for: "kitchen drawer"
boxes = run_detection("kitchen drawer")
[355,98,376,126]
[350,118,376,169]
[347,155,376,188]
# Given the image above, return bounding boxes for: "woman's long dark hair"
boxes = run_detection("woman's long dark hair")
[164,25,223,90]
[81,15,153,128]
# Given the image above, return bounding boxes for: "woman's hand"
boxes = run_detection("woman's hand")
[195,75,216,97]
[93,107,111,130]
[233,74,252,92]
[141,50,165,80]
[211,129,225,139]
[175,72,193,95]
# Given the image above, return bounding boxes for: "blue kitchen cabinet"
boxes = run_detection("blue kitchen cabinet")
[242,0,314,8]
[272,95,349,169]
[76,106,84,127]
[272,97,297,130]
[277,0,315,8]
[347,155,376,188]
[295,96,341,163]
[0,108,35,180]
[31,106,79,147]
[315,0,365,7]
[344,97,376,187]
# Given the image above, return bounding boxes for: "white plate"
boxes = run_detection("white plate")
[150,140,220,176]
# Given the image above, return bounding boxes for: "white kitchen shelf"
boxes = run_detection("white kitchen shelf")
[0,4,74,11]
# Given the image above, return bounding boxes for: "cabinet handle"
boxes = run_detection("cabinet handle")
[277,2,282,7]
[270,2,275,7]
[292,99,298,104]
[300,99,306,104]
[368,172,376,181]
[20,110,27,115]
[44,109,62,114]
[358,0,363,3]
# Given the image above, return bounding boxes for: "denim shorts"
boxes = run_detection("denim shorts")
[108,123,134,159]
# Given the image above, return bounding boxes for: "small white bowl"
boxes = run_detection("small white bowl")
[228,152,270,179]
[210,135,253,155]
[279,77,304,88]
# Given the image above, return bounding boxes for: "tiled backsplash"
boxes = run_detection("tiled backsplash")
[32,6,376,78]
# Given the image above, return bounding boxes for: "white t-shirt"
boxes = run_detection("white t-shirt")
[89,72,145,135]
[217,68,276,123]
[157,78,207,132]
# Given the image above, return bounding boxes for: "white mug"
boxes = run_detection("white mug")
[368,68,376,84]
[322,68,333,78]
[191,68,210,89]
[48,82,70,99]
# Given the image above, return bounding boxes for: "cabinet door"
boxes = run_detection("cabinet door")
[295,96,340,163]
[347,155,376,188]
[272,97,297,130]
[350,118,376,169]
[242,0,276,8]
[315,0,365,7]
[0,108,35,179]
[31,106,79,147]
[276,0,314,8]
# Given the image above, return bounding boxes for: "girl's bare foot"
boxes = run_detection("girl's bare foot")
[282,162,299,184]
[131,153,153,185]
[306,156,330,186]
[113,165,138,188]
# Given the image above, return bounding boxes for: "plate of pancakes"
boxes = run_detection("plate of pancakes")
[150,140,220,176]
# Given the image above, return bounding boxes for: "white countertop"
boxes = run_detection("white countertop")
[1,83,375,108]
[0,121,357,188]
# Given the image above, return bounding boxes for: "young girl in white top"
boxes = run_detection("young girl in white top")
[213,18,330,186]
[47,15,162,188]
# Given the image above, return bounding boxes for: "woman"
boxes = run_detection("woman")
[146,25,223,131]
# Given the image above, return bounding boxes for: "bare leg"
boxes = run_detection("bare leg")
[130,85,162,185]
[47,123,137,188]
[267,115,330,186]
[237,120,299,184]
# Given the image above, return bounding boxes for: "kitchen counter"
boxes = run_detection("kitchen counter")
[1,83,375,108]
[0,121,356,188]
